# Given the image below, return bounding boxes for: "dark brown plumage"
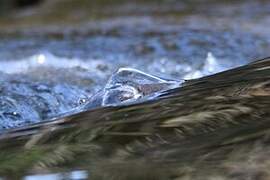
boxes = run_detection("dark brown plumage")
[1,58,270,179]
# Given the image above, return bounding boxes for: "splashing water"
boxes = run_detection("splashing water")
[85,68,181,109]
[184,52,227,79]
[0,50,238,130]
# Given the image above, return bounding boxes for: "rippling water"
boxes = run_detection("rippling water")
[0,29,266,129]
[1,0,270,179]
[0,47,255,130]
[1,27,269,130]
[1,28,269,129]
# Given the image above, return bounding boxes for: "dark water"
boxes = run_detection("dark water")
[0,0,270,178]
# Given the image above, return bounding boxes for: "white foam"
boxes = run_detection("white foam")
[0,52,107,74]
[184,52,225,79]
[0,51,228,81]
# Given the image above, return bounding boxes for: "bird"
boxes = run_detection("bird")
[1,58,270,180]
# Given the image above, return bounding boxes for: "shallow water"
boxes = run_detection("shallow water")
[0,1,270,179]
[0,1,270,130]
[0,44,260,129]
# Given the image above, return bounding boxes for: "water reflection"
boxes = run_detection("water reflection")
[24,170,88,180]
[0,0,270,179]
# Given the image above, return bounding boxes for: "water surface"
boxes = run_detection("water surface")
[0,0,270,143]
[0,0,270,179]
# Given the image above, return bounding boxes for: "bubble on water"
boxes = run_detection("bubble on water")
[102,85,143,106]
[78,98,88,105]
[98,68,180,106]
[12,111,18,116]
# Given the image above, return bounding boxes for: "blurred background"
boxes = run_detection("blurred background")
[0,0,270,129]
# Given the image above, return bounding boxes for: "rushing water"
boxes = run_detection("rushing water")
[0,51,253,129]
[1,27,270,130]
[1,0,270,178]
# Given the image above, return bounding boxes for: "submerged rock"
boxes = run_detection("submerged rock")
[85,68,181,109]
